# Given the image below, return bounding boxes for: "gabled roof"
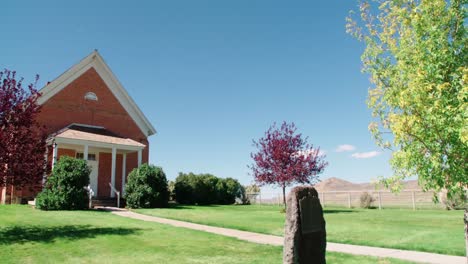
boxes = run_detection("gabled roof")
[49,124,146,151]
[38,50,157,137]
[49,124,146,150]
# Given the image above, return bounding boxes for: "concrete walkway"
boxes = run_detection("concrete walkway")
[105,208,466,264]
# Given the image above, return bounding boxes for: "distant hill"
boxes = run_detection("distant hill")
[313,177,420,192]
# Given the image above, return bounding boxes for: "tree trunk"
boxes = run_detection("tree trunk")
[1,175,6,205]
[464,208,467,262]
[282,185,286,209]
[1,186,5,205]
[10,185,14,204]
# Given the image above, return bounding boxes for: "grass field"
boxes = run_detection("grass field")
[136,204,466,256]
[0,205,413,264]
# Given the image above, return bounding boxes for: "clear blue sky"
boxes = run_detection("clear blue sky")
[2,1,394,192]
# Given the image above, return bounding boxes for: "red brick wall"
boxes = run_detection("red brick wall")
[58,148,76,159]
[1,148,78,203]
[29,66,152,199]
[94,152,140,197]
[36,67,150,161]
[126,152,138,180]
[43,147,77,172]
[7,66,152,202]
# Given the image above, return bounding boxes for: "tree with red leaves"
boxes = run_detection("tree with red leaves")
[0,69,47,203]
[250,122,328,207]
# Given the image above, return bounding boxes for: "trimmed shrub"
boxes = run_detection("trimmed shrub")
[173,173,196,205]
[36,156,90,210]
[223,177,243,204]
[124,164,169,208]
[359,192,376,208]
[174,173,245,205]
[198,174,219,205]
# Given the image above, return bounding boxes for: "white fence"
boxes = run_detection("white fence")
[248,190,444,210]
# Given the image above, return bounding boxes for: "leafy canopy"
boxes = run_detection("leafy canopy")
[124,164,169,208]
[174,172,245,205]
[250,122,327,189]
[36,156,90,210]
[0,69,47,190]
[347,0,467,198]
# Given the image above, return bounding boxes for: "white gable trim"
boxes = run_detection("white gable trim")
[38,51,157,137]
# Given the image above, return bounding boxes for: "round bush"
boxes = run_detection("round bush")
[224,177,243,204]
[198,174,219,205]
[174,173,244,205]
[173,173,195,204]
[124,164,169,208]
[36,156,90,210]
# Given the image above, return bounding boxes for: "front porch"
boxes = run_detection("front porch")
[49,124,146,199]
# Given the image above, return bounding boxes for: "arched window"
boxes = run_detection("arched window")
[84,92,98,101]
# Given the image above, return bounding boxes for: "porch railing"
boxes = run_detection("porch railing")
[108,183,120,208]
[84,185,94,209]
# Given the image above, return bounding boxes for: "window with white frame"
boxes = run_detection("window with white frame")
[76,152,96,161]
[84,92,98,101]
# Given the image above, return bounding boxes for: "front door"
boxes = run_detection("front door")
[77,152,99,197]
[87,160,99,197]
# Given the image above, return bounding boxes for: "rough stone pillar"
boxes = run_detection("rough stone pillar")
[283,186,326,264]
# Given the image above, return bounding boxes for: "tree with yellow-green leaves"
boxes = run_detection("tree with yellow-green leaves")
[347,0,467,256]
[347,0,466,199]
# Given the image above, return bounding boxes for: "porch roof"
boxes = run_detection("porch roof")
[50,124,146,151]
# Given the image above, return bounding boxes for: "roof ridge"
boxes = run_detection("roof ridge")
[37,51,157,137]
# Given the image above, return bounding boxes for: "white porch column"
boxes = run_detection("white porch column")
[137,149,142,166]
[52,143,58,169]
[121,153,126,194]
[83,144,89,161]
[42,146,49,186]
[110,147,116,198]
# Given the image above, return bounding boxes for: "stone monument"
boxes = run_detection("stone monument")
[283,186,326,264]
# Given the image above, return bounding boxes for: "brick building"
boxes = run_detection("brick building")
[0,50,156,203]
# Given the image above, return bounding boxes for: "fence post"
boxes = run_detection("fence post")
[378,191,382,210]
[412,191,416,210]
[348,192,351,208]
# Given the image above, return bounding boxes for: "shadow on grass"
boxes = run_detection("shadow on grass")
[0,225,141,244]
[166,204,195,210]
[166,204,224,209]
[323,209,357,214]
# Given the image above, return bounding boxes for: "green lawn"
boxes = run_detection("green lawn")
[0,205,412,264]
[136,204,466,256]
